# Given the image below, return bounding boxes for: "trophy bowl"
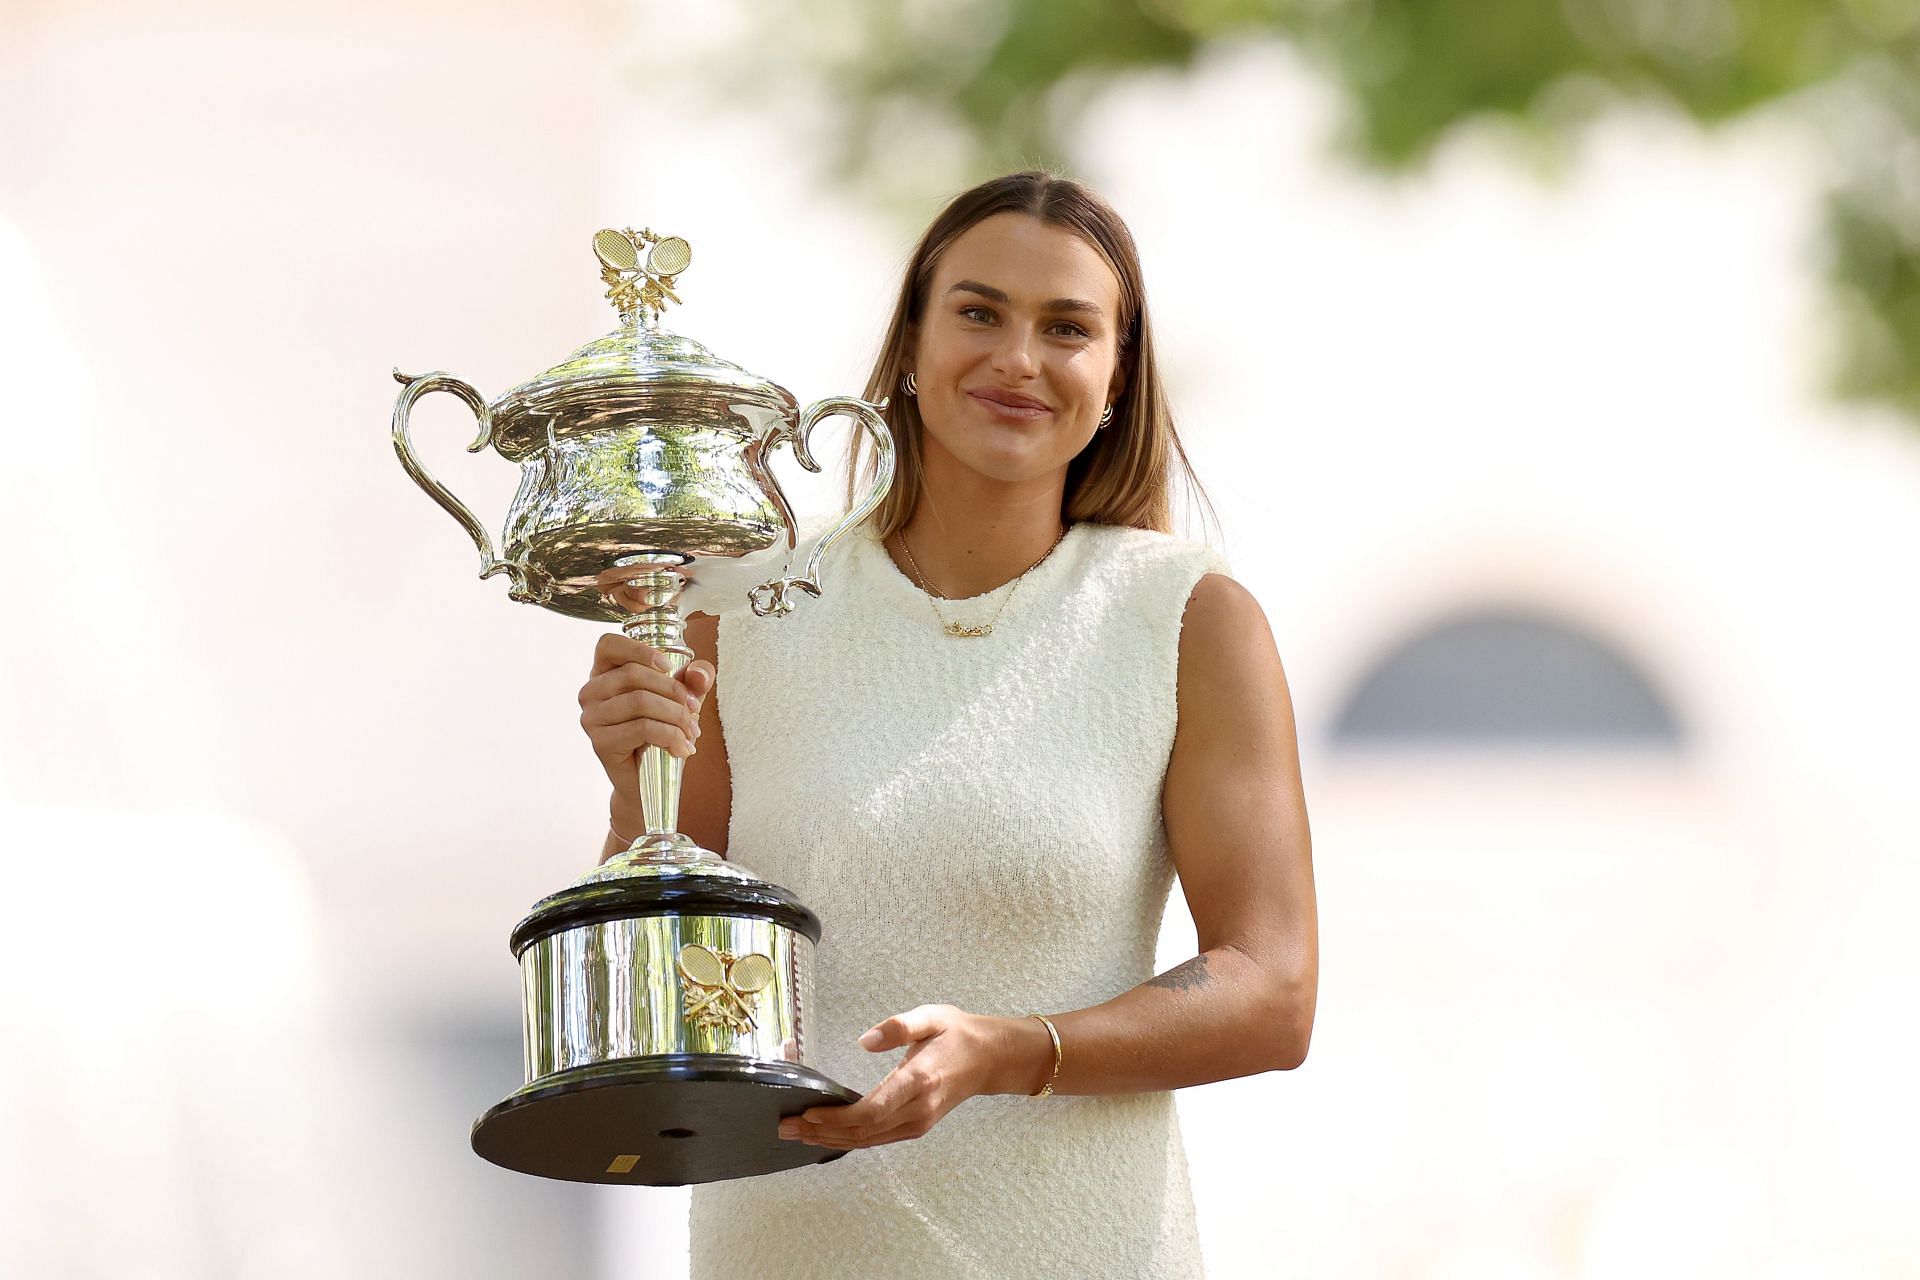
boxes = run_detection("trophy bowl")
[390,227,893,1185]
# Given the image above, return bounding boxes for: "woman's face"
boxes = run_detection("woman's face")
[908,212,1125,493]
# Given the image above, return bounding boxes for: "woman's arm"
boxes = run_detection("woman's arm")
[782,573,1317,1149]
[1000,571,1318,1091]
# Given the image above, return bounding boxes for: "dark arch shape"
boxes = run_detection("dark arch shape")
[1330,606,1687,748]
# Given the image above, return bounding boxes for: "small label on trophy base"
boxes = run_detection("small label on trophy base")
[605,1154,641,1175]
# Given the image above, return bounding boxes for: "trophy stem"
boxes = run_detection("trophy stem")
[617,558,694,852]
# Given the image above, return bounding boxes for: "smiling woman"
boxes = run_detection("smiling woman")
[576,170,1317,1279]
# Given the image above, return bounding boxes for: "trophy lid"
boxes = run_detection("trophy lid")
[490,228,800,459]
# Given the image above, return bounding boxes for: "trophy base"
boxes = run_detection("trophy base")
[471,1054,861,1186]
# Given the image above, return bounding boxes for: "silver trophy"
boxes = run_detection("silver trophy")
[390,227,893,1185]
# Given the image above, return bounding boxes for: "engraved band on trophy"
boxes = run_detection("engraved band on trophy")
[389,226,894,1185]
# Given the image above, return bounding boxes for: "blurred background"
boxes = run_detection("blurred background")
[4,0,1918,1275]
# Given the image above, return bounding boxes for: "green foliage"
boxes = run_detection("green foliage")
[739,0,1920,422]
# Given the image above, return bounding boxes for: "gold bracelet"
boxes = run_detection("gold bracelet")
[1025,1013,1062,1098]
[608,821,637,847]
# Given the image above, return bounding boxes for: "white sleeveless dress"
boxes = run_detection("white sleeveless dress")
[693,515,1230,1280]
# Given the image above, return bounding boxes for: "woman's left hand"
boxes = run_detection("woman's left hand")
[778,1004,1031,1150]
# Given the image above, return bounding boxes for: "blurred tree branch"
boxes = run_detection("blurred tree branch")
[736,0,1920,424]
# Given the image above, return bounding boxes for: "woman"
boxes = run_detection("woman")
[577,171,1317,1278]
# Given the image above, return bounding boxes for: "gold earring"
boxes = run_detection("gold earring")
[902,371,919,396]
[1098,404,1113,429]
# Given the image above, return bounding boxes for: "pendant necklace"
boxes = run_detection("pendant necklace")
[899,523,1071,638]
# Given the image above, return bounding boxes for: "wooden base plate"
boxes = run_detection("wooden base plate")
[471,1055,860,1186]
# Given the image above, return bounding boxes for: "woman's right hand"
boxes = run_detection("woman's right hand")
[578,633,714,812]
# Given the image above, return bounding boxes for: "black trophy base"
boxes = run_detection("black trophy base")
[471,1054,862,1186]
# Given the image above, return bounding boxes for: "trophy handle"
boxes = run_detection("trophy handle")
[747,395,895,618]
[390,369,544,603]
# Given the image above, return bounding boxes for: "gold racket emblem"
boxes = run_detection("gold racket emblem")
[592,226,691,323]
[677,944,776,1035]
[592,228,640,272]
[647,235,692,277]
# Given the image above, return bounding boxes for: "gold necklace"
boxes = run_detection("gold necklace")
[898,523,1071,638]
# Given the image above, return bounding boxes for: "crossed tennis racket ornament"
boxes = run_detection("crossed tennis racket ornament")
[392,225,892,1186]
[678,945,778,1035]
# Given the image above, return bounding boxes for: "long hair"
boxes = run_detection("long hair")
[844,169,1215,539]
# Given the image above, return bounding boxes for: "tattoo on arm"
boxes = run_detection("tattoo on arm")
[1146,956,1212,994]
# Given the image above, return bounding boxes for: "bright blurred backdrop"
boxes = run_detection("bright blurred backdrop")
[3,1,1917,1276]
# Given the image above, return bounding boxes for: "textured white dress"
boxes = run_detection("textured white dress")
[693,515,1229,1280]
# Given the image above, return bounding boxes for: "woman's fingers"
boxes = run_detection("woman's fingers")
[778,1006,998,1150]
[578,661,704,759]
[591,632,677,677]
[796,1122,920,1150]
[682,658,716,698]
[580,635,718,796]
[787,1057,940,1145]
[859,1007,947,1051]
[579,662,702,713]
[582,687,700,739]
[580,663,707,725]
[584,713,698,759]
[581,653,693,698]
[786,1085,941,1148]
[584,638,711,704]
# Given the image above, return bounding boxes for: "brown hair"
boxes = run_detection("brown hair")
[844,169,1215,539]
